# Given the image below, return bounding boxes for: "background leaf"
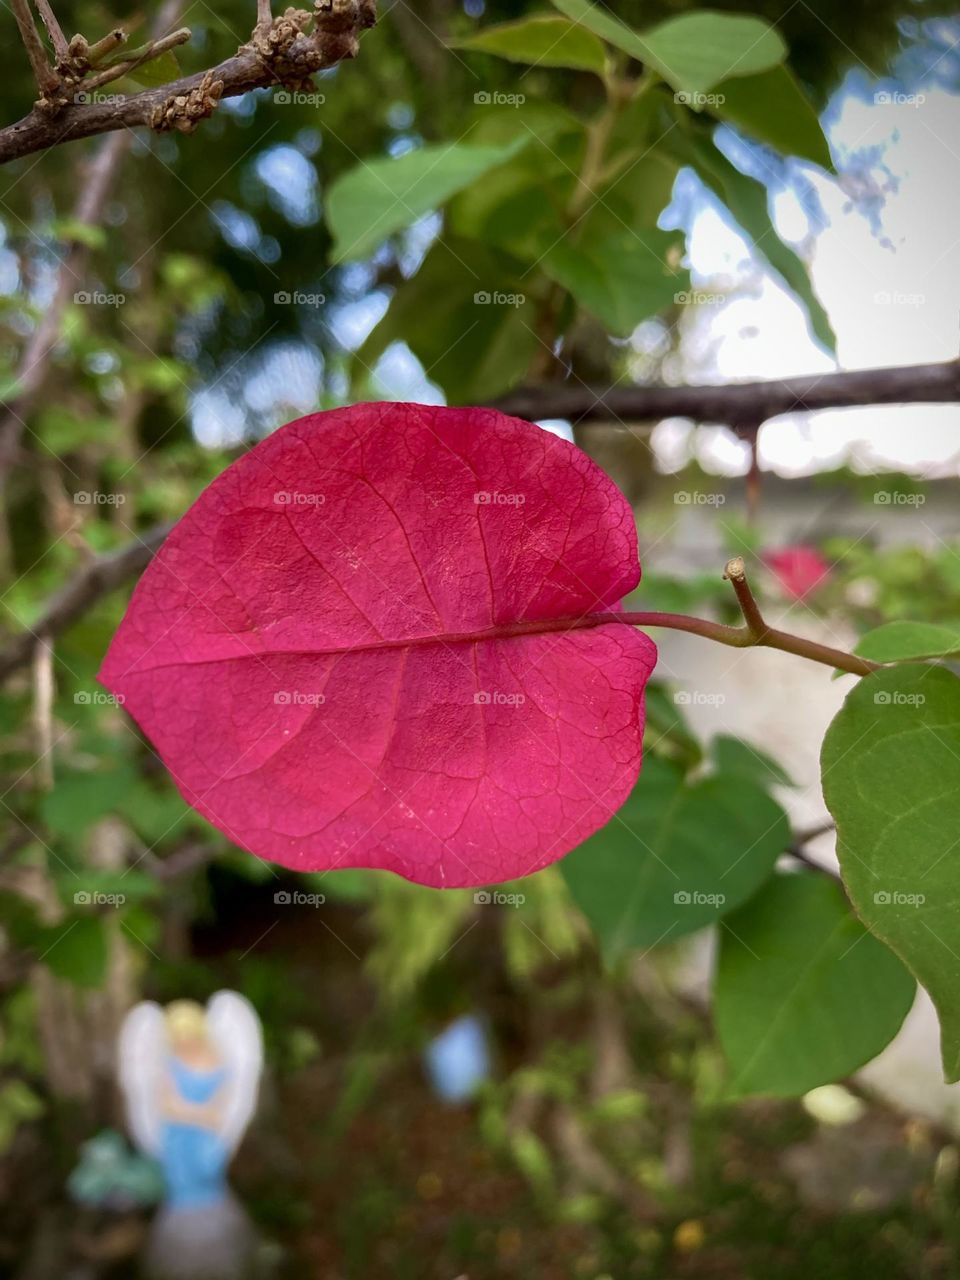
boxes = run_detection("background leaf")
[715,872,915,1096]
[327,138,527,262]
[551,1,786,95]
[710,734,794,788]
[673,130,837,351]
[709,65,833,168]
[356,238,543,401]
[451,16,607,73]
[628,11,787,96]
[543,227,687,337]
[561,756,789,960]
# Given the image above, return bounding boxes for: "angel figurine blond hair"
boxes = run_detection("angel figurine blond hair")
[118,991,264,1279]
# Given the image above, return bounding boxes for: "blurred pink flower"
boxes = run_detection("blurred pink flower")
[763,545,831,600]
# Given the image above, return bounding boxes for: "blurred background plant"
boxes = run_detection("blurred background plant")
[0,0,959,1275]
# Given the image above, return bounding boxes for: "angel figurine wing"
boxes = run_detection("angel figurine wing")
[118,1000,168,1158]
[205,990,264,1154]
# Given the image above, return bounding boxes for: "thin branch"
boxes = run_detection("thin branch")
[0,1,377,165]
[0,129,131,485]
[83,29,192,94]
[33,0,70,63]
[0,0,187,493]
[722,556,766,638]
[787,823,842,881]
[0,523,172,683]
[493,360,960,429]
[85,28,127,65]
[255,0,273,37]
[11,0,60,97]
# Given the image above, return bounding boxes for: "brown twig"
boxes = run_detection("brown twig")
[33,0,70,63]
[0,0,191,493]
[82,29,193,94]
[0,1,377,164]
[11,0,60,97]
[0,523,172,683]
[723,556,767,639]
[494,360,960,429]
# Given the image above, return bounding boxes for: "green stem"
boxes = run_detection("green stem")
[591,556,879,678]
[595,612,877,677]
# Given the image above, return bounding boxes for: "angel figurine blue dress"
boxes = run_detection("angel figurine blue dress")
[118,991,264,1280]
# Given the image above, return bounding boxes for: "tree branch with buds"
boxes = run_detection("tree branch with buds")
[1,0,377,165]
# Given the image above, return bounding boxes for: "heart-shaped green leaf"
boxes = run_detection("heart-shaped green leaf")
[822,665,960,1079]
[561,756,788,960]
[715,872,915,1096]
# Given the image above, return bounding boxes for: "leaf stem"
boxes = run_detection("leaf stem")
[595,556,880,678]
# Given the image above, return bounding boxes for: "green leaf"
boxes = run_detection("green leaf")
[355,237,541,402]
[327,138,527,262]
[543,227,686,337]
[38,916,109,988]
[674,130,836,351]
[710,735,794,788]
[107,51,182,95]
[633,11,787,96]
[561,756,788,961]
[710,65,832,169]
[450,16,606,73]
[41,765,138,838]
[0,1081,44,1155]
[853,620,960,664]
[715,873,915,1097]
[48,218,107,250]
[551,1,785,95]
[447,120,584,260]
[642,681,703,772]
[821,665,960,1080]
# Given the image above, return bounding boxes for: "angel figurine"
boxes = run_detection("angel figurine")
[119,991,264,1280]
